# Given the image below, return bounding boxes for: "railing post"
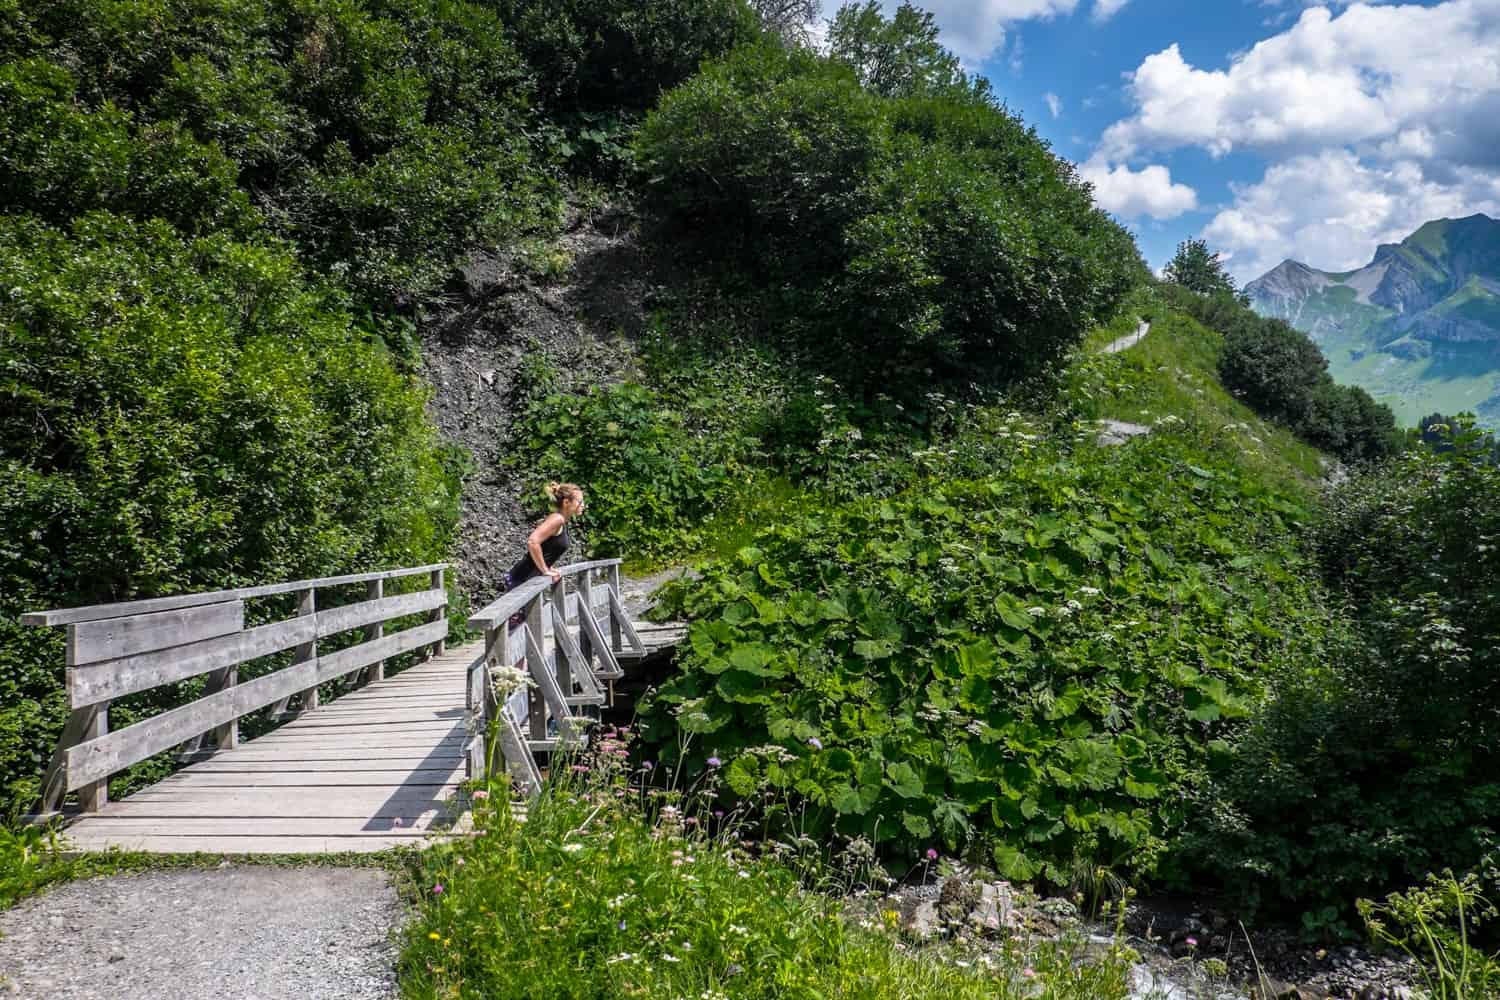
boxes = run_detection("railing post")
[577,569,594,671]
[550,575,572,703]
[609,565,624,653]
[365,578,384,683]
[77,704,108,812]
[295,586,319,712]
[526,593,546,741]
[204,663,238,751]
[429,567,446,657]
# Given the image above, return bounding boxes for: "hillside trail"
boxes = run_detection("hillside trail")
[1103,318,1151,354]
[0,866,403,999]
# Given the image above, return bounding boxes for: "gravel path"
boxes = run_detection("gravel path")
[1104,319,1151,354]
[0,866,405,1000]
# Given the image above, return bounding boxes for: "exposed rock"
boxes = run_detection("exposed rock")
[1096,419,1153,446]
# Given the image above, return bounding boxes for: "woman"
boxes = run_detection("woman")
[504,481,585,598]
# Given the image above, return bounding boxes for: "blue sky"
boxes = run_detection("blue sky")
[818,1,1500,281]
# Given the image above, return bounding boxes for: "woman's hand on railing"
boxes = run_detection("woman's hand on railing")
[547,569,562,584]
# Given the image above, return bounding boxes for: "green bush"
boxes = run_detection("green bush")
[4,0,560,311]
[1165,287,1402,464]
[0,212,459,810]
[1187,445,1500,921]
[636,34,1146,387]
[513,382,754,563]
[642,424,1336,883]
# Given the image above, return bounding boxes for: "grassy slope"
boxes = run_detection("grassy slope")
[1080,306,1327,488]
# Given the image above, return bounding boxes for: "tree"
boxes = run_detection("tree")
[1163,238,1240,298]
[826,1,986,100]
[748,0,820,46]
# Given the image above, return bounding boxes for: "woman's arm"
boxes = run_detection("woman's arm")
[528,513,566,580]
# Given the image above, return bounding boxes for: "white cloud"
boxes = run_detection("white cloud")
[1079,160,1199,220]
[1045,92,1063,118]
[1100,1,1500,165]
[1202,151,1500,281]
[1085,0,1500,280]
[1092,0,1130,21]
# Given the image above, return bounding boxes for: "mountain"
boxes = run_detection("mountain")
[1245,214,1500,426]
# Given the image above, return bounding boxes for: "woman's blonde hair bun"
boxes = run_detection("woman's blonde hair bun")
[547,481,582,508]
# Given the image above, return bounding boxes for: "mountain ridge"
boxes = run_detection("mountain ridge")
[1245,213,1500,425]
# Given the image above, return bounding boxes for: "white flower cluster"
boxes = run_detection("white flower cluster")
[488,660,535,697]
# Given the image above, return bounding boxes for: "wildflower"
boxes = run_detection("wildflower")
[454,858,465,867]
[808,737,823,750]
[1026,606,1047,617]
[642,761,654,771]
[619,920,627,931]
[471,790,490,801]
[706,756,722,768]
[662,954,680,963]
[571,765,589,773]
[608,953,635,964]
[562,843,584,854]
[428,932,440,940]
[1185,936,1198,948]
[925,848,938,860]
[1079,586,1101,597]
[432,884,445,895]
[1022,968,1036,979]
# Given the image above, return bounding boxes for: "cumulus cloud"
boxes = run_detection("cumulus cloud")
[1045,92,1063,118]
[1079,160,1199,220]
[1100,0,1500,165]
[1085,0,1500,280]
[1202,151,1500,281]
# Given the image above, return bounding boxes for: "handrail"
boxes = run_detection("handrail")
[24,563,450,818]
[467,559,622,630]
[22,563,452,627]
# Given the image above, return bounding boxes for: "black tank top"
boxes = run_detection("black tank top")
[508,522,570,586]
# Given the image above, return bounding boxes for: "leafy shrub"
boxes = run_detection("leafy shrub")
[0,212,459,810]
[512,382,753,563]
[4,0,559,310]
[1188,445,1500,921]
[636,30,1146,387]
[642,425,1335,884]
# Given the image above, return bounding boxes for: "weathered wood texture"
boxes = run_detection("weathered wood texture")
[24,564,450,627]
[59,642,480,855]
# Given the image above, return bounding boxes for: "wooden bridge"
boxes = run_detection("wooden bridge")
[23,561,682,854]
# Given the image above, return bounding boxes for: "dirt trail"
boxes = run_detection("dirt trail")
[1103,318,1151,354]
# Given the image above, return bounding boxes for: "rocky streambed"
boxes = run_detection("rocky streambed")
[859,873,1420,1000]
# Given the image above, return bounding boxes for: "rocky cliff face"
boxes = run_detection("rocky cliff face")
[418,199,657,603]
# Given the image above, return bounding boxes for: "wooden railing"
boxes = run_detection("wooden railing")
[22,564,450,817]
[466,559,645,796]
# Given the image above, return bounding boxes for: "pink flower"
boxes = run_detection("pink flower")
[1186,936,1198,948]
[1022,968,1036,979]
[472,790,490,801]
[707,756,723,768]
[432,884,445,895]
[925,848,938,860]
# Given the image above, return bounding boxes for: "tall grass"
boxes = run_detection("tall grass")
[401,732,1137,1000]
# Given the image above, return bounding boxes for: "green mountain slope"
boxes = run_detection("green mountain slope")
[1246,213,1500,425]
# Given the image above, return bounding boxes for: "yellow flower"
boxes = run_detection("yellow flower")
[428,932,441,941]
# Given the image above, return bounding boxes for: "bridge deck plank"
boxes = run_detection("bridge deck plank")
[59,641,484,855]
